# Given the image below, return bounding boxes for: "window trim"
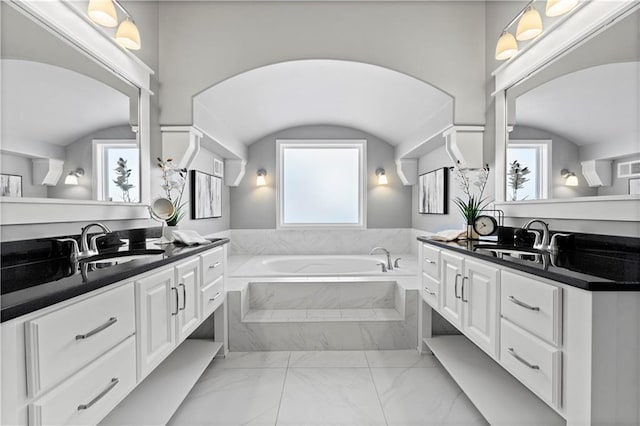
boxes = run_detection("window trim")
[507,139,551,200]
[92,139,139,202]
[276,139,367,229]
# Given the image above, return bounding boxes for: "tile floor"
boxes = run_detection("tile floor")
[168,350,488,426]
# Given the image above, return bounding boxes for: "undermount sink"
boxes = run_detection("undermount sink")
[79,249,165,267]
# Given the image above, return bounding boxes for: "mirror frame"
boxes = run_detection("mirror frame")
[492,1,640,221]
[0,0,153,224]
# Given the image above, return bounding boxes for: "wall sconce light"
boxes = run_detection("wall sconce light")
[375,168,388,185]
[256,169,267,187]
[495,0,579,61]
[87,0,141,50]
[561,169,579,186]
[64,168,85,185]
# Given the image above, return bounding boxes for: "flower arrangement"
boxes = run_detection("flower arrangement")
[113,157,134,203]
[157,157,187,226]
[507,160,531,201]
[452,165,490,227]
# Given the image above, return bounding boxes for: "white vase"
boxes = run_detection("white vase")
[466,224,479,240]
[161,224,179,243]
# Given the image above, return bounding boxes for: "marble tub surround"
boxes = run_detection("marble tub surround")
[228,228,413,255]
[169,350,487,426]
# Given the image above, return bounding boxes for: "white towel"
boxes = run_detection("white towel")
[429,229,467,242]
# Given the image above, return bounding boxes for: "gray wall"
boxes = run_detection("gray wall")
[0,153,47,198]
[598,154,640,197]
[231,125,412,229]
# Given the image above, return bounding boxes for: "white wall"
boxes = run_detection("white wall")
[230,125,412,229]
[0,153,47,198]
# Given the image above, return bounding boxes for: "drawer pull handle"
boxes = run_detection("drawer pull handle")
[507,347,540,370]
[77,377,119,411]
[423,286,436,296]
[508,296,540,311]
[179,283,186,310]
[76,317,118,340]
[424,258,436,264]
[208,262,221,269]
[209,292,222,301]
[454,274,462,299]
[171,287,179,315]
[461,277,469,303]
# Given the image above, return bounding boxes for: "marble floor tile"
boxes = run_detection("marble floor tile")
[340,308,378,320]
[370,367,488,426]
[213,351,291,369]
[168,368,286,426]
[270,309,308,321]
[243,309,274,322]
[306,308,342,319]
[289,351,368,368]
[365,349,438,368]
[277,368,387,425]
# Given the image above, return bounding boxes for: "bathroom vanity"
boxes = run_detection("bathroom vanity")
[417,235,640,426]
[1,235,229,426]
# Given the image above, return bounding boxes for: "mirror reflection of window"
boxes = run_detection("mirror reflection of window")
[94,140,139,203]
[506,140,550,201]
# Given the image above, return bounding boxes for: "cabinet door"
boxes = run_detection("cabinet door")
[440,252,464,329]
[175,258,201,343]
[462,259,500,357]
[135,268,176,379]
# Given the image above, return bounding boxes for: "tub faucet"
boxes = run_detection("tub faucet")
[370,247,392,270]
[80,222,112,259]
[523,219,550,251]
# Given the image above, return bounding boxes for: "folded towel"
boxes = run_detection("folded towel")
[430,229,467,242]
[172,230,211,246]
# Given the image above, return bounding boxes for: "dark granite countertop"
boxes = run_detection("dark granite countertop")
[1,238,229,322]
[417,237,640,291]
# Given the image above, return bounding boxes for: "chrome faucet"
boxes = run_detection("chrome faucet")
[523,219,549,251]
[79,222,112,258]
[370,247,392,270]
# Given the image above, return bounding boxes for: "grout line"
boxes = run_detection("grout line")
[365,351,390,426]
[273,352,292,426]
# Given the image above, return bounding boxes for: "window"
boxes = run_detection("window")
[93,140,140,202]
[506,140,550,201]
[277,140,366,228]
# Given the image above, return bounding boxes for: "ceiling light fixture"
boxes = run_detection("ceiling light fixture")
[561,169,579,186]
[256,169,267,187]
[87,0,142,50]
[375,168,388,185]
[64,168,85,185]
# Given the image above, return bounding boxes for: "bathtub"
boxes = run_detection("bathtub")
[229,254,416,277]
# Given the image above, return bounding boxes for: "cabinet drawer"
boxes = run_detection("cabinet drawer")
[28,335,136,426]
[25,284,135,396]
[500,320,562,408]
[422,244,440,279]
[501,270,562,345]
[422,273,439,309]
[201,276,225,318]
[201,247,224,286]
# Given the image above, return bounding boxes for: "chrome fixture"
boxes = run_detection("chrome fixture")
[523,219,550,251]
[256,169,267,187]
[80,222,112,258]
[376,262,388,273]
[561,169,579,186]
[370,246,392,270]
[549,233,572,255]
[393,257,402,269]
[64,168,84,185]
[375,168,388,185]
[56,238,81,262]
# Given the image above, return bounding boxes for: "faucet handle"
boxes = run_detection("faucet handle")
[56,238,80,262]
[377,262,388,273]
[549,233,572,254]
[525,229,543,249]
[89,234,108,253]
[393,258,402,268]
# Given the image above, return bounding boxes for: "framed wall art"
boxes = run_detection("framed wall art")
[191,170,222,219]
[630,178,640,195]
[418,167,448,214]
[0,174,22,197]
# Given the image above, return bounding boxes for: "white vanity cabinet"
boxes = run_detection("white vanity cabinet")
[175,258,201,343]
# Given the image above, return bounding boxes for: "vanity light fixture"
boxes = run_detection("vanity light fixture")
[545,0,579,17]
[495,31,519,60]
[64,168,85,185]
[87,0,141,50]
[256,169,267,187]
[516,5,544,41]
[375,168,388,185]
[561,169,579,186]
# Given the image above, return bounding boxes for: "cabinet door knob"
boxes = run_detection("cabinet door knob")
[75,317,118,340]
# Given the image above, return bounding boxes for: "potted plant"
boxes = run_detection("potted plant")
[507,160,531,201]
[113,157,135,202]
[157,158,188,227]
[452,165,490,239]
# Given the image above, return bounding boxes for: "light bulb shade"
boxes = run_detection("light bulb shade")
[87,0,118,27]
[256,169,267,187]
[64,174,79,185]
[495,31,518,60]
[565,174,579,186]
[516,6,543,41]
[116,18,141,50]
[546,0,579,17]
[375,168,388,185]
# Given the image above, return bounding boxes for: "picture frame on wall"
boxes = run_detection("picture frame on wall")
[630,178,640,195]
[191,170,222,219]
[418,167,448,214]
[0,174,22,197]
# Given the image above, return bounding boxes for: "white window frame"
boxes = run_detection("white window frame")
[276,139,367,229]
[506,139,551,200]
[92,139,138,202]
